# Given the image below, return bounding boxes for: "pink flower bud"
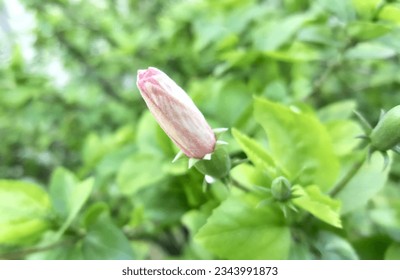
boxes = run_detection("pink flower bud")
[136,67,216,159]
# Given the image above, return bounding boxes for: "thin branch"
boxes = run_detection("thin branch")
[329,155,366,197]
[308,60,340,98]
[305,37,358,102]
[0,239,75,260]
[229,177,251,192]
[54,31,125,103]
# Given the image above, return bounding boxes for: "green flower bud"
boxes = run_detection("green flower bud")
[194,147,231,179]
[370,105,400,152]
[271,176,292,202]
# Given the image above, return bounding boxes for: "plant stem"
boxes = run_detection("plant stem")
[0,239,75,260]
[305,35,358,103]
[329,155,366,197]
[308,60,339,98]
[229,178,251,192]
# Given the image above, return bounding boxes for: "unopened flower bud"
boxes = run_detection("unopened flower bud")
[136,67,216,159]
[271,176,292,202]
[370,105,400,152]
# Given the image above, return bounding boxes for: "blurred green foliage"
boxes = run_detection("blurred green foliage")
[1,0,400,259]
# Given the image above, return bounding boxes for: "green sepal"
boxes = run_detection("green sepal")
[370,105,400,152]
[194,147,231,179]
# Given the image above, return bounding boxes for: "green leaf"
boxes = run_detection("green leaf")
[58,177,94,235]
[337,152,390,214]
[385,243,400,260]
[27,233,84,260]
[293,185,342,228]
[81,126,135,171]
[369,207,400,241]
[262,79,289,102]
[49,167,94,236]
[136,111,174,155]
[254,14,309,51]
[230,163,272,189]
[318,0,356,22]
[0,180,50,245]
[345,43,396,60]
[254,97,340,191]
[83,202,110,228]
[182,210,209,237]
[289,241,313,260]
[117,153,167,195]
[318,100,357,122]
[82,133,104,167]
[193,17,228,51]
[212,81,252,126]
[133,182,189,228]
[94,145,136,184]
[196,193,290,259]
[318,101,363,157]
[348,22,391,41]
[380,5,400,24]
[49,167,76,218]
[264,42,322,62]
[181,205,216,260]
[136,111,161,153]
[297,25,335,46]
[352,235,390,259]
[82,212,134,260]
[326,120,363,157]
[316,231,359,260]
[351,0,381,19]
[232,128,276,177]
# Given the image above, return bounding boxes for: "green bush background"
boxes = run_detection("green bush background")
[1,0,400,259]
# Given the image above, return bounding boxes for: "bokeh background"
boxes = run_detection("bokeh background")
[1,0,400,259]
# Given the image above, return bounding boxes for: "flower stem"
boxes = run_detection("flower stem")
[329,155,366,197]
[229,178,251,192]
